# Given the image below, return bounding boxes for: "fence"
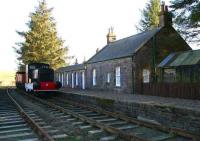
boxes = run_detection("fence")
[141,83,200,100]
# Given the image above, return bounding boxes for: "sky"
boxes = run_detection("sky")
[0,0,196,71]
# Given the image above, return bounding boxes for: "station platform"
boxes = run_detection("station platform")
[59,88,200,113]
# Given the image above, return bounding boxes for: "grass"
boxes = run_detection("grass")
[0,71,15,86]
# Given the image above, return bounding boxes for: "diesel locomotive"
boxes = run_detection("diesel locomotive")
[16,63,61,92]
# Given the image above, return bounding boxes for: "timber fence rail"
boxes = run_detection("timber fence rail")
[141,83,200,100]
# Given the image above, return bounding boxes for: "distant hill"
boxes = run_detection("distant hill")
[0,71,15,86]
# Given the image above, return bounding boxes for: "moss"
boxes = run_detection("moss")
[154,104,177,113]
[96,98,114,108]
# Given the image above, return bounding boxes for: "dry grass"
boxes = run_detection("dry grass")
[0,71,15,86]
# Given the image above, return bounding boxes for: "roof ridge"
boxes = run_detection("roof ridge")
[87,27,162,63]
[110,27,161,45]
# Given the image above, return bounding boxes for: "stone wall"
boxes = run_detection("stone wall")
[62,92,200,134]
[134,26,191,94]
[86,57,134,94]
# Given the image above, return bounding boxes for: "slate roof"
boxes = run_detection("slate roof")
[158,49,200,68]
[56,64,85,72]
[87,27,162,63]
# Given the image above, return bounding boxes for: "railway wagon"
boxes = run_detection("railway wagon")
[16,63,61,92]
[16,71,26,90]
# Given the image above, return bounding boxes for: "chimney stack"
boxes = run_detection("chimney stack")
[106,27,116,44]
[159,2,172,27]
[75,58,78,65]
[96,48,99,53]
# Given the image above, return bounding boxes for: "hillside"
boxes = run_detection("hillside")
[0,71,15,86]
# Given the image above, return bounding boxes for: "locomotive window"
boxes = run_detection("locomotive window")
[33,70,38,79]
[38,69,54,81]
[39,70,54,81]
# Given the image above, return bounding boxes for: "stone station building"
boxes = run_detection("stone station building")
[55,4,191,94]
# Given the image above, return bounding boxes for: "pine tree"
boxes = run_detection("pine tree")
[15,0,68,70]
[136,0,161,32]
[170,0,200,43]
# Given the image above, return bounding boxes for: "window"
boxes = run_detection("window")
[58,73,61,82]
[61,73,64,86]
[163,69,176,83]
[107,73,111,83]
[143,69,150,83]
[92,69,96,86]
[82,71,85,89]
[33,70,38,79]
[66,73,69,85]
[76,72,78,86]
[115,67,121,87]
[71,73,74,88]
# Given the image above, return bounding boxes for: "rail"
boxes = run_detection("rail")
[7,89,54,141]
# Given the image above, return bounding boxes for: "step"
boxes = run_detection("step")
[76,111,93,114]
[47,129,59,134]
[0,115,20,119]
[18,138,39,141]
[66,118,76,121]
[0,120,25,126]
[0,132,35,139]
[79,125,92,129]
[91,115,108,119]
[52,134,68,139]
[84,113,99,116]
[72,122,84,125]
[96,118,117,122]
[151,134,174,141]
[88,129,103,134]
[100,135,116,141]
[0,128,31,134]
[58,115,71,119]
[117,125,138,130]
[0,117,22,122]
[0,124,27,130]
[106,121,127,126]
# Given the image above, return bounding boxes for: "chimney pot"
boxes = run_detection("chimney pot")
[96,48,99,53]
[106,27,116,44]
[161,1,165,13]
[165,5,168,12]
[159,3,172,27]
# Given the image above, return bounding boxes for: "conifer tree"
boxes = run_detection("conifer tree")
[136,0,161,32]
[15,0,68,70]
[170,0,200,43]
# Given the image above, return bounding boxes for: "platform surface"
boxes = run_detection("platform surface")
[59,88,200,113]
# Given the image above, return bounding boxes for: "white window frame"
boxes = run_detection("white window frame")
[107,73,111,83]
[82,71,85,89]
[66,73,69,85]
[63,72,66,86]
[143,69,150,83]
[61,73,64,86]
[115,67,121,87]
[71,73,74,88]
[92,69,96,86]
[58,73,61,82]
[76,72,78,86]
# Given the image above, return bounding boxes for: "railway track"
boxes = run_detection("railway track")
[1,88,68,141]
[14,89,124,141]
[16,89,199,141]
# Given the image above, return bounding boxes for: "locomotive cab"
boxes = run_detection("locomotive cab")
[23,63,62,92]
[32,68,61,91]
